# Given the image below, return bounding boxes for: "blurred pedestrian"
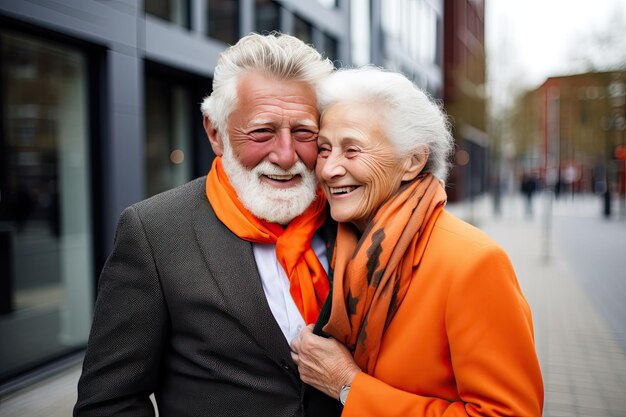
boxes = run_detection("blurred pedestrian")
[290,67,544,416]
[521,173,538,217]
[74,33,341,417]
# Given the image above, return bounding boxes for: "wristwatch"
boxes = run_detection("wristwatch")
[339,384,351,406]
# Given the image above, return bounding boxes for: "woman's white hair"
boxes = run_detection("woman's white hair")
[200,32,334,136]
[317,66,454,181]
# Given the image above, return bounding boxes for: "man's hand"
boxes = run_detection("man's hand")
[290,325,361,400]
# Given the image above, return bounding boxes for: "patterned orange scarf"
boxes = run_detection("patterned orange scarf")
[205,157,330,324]
[323,174,447,373]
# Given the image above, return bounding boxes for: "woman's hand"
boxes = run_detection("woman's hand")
[290,325,361,400]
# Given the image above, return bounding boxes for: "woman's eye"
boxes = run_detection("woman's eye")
[318,147,331,158]
[345,148,360,158]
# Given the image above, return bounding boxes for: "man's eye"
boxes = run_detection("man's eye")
[249,129,273,141]
[293,130,317,142]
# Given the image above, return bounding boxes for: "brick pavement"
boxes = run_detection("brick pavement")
[1,193,625,417]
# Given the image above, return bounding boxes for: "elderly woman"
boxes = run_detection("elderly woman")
[290,67,544,416]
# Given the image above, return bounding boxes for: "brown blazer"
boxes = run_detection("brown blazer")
[74,177,341,417]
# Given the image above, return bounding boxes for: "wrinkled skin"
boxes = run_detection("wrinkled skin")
[316,102,420,232]
[203,72,321,223]
[290,325,361,400]
[205,71,320,184]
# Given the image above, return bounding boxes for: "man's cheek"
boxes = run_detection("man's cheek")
[296,142,320,170]
[233,142,271,169]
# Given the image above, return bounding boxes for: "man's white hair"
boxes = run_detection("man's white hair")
[316,66,454,181]
[200,32,334,137]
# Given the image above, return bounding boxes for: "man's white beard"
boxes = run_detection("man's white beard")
[221,139,318,225]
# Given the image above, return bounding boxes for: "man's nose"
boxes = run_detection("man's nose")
[268,129,298,170]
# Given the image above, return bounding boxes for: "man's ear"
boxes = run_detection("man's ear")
[402,146,429,181]
[204,116,224,156]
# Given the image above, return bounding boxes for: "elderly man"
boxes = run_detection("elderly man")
[74,33,341,417]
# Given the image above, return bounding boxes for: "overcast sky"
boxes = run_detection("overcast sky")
[485,0,626,109]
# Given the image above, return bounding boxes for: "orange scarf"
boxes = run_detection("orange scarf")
[323,174,447,373]
[205,157,330,324]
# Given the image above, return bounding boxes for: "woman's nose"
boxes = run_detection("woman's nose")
[318,152,345,180]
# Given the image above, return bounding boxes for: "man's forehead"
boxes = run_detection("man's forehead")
[237,72,316,101]
[249,118,318,126]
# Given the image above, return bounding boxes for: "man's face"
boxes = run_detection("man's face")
[227,72,320,174]
[216,72,321,224]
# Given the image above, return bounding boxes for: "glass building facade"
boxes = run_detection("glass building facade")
[368,0,444,97]
[0,0,349,392]
[0,30,95,381]
[145,0,191,28]
[145,75,195,196]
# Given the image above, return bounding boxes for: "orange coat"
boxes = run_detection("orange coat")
[342,210,544,416]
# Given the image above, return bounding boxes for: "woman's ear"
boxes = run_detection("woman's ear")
[402,146,429,181]
[204,116,224,156]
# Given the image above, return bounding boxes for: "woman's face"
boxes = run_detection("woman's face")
[316,102,410,230]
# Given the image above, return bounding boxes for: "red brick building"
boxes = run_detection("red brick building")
[443,0,488,202]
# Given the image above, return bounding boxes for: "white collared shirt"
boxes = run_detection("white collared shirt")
[252,234,329,344]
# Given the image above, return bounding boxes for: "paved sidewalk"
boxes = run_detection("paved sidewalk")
[1,193,625,416]
[448,193,626,417]
[0,362,81,417]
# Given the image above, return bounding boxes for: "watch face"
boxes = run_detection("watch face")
[339,385,351,405]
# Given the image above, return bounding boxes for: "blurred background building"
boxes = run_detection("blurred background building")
[510,70,626,215]
[0,0,487,396]
[442,0,487,202]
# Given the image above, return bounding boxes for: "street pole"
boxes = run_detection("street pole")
[620,156,626,220]
[543,86,560,262]
[608,80,626,221]
[603,118,612,219]
[618,130,626,222]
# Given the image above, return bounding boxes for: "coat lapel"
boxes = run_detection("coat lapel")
[191,192,294,369]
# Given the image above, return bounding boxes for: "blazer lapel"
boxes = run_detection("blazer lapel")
[192,193,294,369]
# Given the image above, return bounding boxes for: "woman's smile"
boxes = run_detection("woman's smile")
[316,102,410,230]
[329,185,359,195]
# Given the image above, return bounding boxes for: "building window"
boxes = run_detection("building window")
[293,15,313,45]
[418,0,437,65]
[145,75,194,197]
[255,0,281,34]
[382,0,401,40]
[322,32,339,65]
[145,0,191,29]
[0,31,93,381]
[317,0,338,8]
[207,0,239,45]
